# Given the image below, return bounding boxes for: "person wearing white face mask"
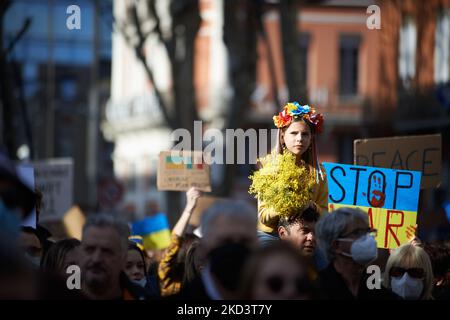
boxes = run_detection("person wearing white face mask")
[383,243,434,300]
[315,207,399,300]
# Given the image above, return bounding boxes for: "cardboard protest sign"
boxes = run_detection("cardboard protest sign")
[38,219,67,241]
[32,158,74,220]
[17,164,36,228]
[354,134,441,189]
[323,162,422,249]
[62,206,86,240]
[157,151,211,192]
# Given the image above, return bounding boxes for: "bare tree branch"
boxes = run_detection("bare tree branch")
[113,3,177,129]
[6,17,31,55]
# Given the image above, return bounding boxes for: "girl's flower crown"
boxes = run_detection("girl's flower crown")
[273,102,324,133]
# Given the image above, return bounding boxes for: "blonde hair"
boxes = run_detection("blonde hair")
[274,118,319,182]
[383,244,434,300]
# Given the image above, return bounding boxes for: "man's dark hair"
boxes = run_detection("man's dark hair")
[278,203,320,232]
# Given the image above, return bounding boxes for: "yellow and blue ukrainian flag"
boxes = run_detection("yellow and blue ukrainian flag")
[131,213,171,250]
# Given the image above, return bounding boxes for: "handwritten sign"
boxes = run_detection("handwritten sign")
[354,134,441,189]
[33,158,74,220]
[323,162,422,249]
[63,206,86,240]
[157,151,211,192]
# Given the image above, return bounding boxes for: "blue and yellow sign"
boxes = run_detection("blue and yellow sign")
[323,162,422,249]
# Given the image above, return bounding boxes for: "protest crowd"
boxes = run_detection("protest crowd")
[1,102,449,301]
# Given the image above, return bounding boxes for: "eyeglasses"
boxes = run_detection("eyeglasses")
[389,267,425,279]
[265,275,312,294]
[339,228,377,239]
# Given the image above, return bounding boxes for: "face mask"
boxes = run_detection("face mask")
[208,242,250,291]
[25,253,41,269]
[391,273,424,300]
[337,234,378,265]
[131,278,147,288]
[0,199,20,243]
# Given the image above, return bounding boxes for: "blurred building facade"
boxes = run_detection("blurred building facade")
[104,0,449,237]
[2,0,113,213]
[378,0,450,239]
[102,0,174,220]
[249,0,450,239]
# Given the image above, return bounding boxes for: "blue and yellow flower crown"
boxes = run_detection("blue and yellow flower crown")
[273,102,324,133]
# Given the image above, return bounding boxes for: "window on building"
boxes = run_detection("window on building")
[59,76,78,102]
[338,134,354,164]
[339,34,361,97]
[399,15,417,89]
[434,9,450,84]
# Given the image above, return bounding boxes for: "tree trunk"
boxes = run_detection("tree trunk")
[170,0,201,138]
[219,0,257,196]
[166,0,201,224]
[279,0,306,100]
[0,0,16,158]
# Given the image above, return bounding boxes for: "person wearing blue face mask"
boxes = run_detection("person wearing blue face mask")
[315,207,400,300]
[124,241,160,296]
[383,243,434,300]
[125,242,148,286]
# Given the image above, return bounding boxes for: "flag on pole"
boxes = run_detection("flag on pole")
[131,213,171,250]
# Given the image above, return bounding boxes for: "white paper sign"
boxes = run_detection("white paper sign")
[33,158,74,220]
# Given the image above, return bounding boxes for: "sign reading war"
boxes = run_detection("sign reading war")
[323,163,422,249]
